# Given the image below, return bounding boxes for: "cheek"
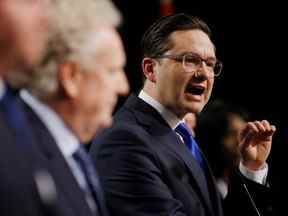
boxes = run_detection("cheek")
[160,68,183,93]
[5,7,26,29]
[80,92,102,119]
[79,79,101,106]
[167,79,185,109]
[6,18,34,49]
[86,77,110,105]
[0,13,15,38]
[0,23,12,43]
[14,5,46,35]
[18,17,41,39]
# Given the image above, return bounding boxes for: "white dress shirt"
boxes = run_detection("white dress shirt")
[138,89,268,198]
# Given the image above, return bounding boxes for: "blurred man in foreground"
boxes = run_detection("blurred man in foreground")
[0,0,51,215]
[1,0,128,215]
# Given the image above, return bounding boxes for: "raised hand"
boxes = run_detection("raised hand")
[239,120,276,170]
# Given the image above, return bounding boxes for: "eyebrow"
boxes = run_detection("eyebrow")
[180,51,217,61]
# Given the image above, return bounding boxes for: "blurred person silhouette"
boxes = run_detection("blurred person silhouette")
[90,13,276,216]
[195,100,275,216]
[0,0,51,215]
[195,100,248,184]
[1,0,128,215]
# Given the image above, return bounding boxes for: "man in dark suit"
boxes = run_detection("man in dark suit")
[1,0,128,215]
[1,0,51,215]
[90,14,275,216]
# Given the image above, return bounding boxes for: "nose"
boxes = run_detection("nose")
[194,61,213,80]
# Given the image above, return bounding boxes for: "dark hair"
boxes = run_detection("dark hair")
[141,13,212,58]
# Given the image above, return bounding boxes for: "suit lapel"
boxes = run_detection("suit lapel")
[153,123,215,216]
[93,169,109,216]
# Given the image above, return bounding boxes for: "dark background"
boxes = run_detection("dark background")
[112,0,286,205]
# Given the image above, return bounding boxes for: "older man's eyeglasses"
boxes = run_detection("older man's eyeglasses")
[156,53,223,77]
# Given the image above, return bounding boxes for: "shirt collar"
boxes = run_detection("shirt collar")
[138,90,182,129]
[20,89,79,158]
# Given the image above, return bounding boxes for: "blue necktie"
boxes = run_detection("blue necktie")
[73,146,102,215]
[175,122,206,171]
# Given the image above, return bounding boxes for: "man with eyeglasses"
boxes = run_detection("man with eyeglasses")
[90,13,275,216]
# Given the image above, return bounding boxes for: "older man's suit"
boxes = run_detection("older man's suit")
[22,96,108,216]
[0,90,107,216]
[90,94,223,216]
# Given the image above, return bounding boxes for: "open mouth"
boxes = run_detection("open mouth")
[185,84,205,96]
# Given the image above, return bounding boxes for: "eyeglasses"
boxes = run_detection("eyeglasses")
[156,52,223,77]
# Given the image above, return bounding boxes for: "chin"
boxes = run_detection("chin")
[98,117,113,130]
[184,102,205,114]
[79,134,91,144]
[188,108,201,115]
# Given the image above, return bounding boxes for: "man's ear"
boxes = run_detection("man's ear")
[58,62,82,99]
[142,57,157,83]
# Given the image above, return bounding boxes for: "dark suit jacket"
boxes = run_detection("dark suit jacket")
[0,112,44,215]
[90,95,223,216]
[0,94,107,216]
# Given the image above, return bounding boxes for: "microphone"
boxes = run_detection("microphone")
[235,169,262,216]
